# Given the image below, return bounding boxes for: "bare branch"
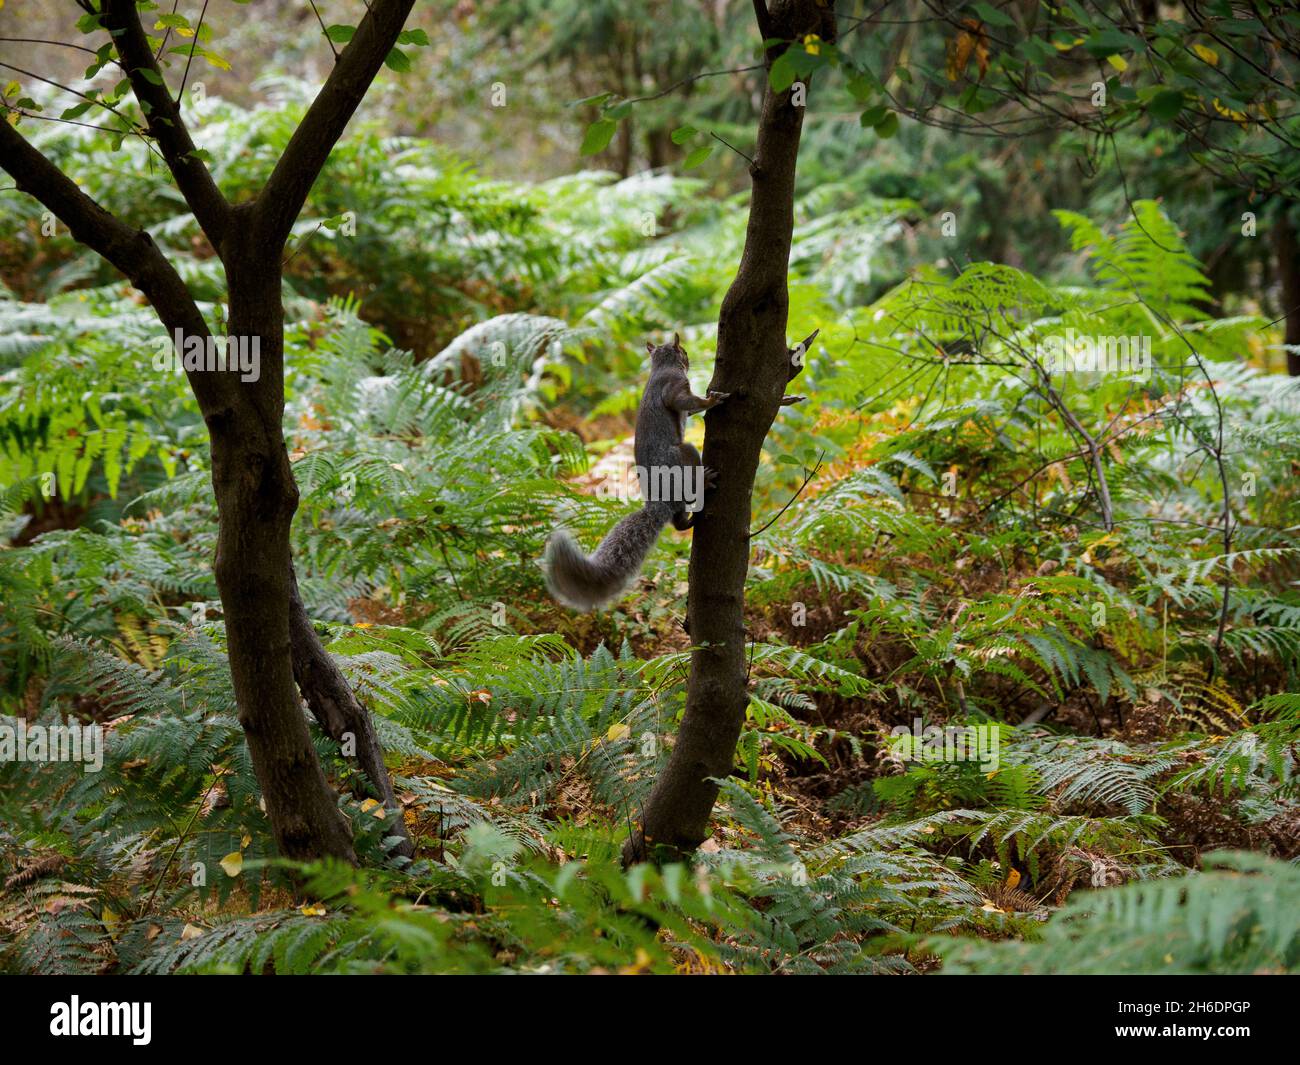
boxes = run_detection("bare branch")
[103,0,230,245]
[254,0,416,249]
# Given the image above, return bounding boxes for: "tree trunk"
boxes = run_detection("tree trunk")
[0,0,417,864]
[624,0,836,864]
[290,568,414,857]
[1276,210,1300,376]
[214,220,355,863]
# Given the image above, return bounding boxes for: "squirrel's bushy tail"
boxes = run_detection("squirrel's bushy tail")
[544,502,673,611]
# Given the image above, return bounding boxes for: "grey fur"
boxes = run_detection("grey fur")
[544,501,674,611]
[543,336,727,612]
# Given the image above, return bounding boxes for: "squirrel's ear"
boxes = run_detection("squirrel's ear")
[646,340,655,354]
[673,331,681,348]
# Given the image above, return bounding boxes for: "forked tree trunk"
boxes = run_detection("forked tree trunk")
[0,0,417,863]
[624,0,837,864]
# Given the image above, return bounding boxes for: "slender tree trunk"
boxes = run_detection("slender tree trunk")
[214,223,355,862]
[624,0,836,864]
[1276,211,1300,376]
[647,127,671,170]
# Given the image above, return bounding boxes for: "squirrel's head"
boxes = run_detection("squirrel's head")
[646,332,689,371]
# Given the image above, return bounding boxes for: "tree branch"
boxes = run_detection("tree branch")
[0,119,232,417]
[254,0,416,249]
[103,0,231,246]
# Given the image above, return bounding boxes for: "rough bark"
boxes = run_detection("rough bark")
[211,220,357,862]
[290,568,414,857]
[0,0,417,862]
[624,0,836,864]
[1276,211,1300,377]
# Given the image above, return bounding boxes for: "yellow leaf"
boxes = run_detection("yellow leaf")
[1005,868,1021,890]
[1192,44,1218,65]
[981,900,1007,913]
[1211,98,1249,127]
[219,850,243,877]
[241,833,252,849]
[180,923,204,940]
[1106,54,1128,72]
[360,797,386,819]
[803,34,821,56]
[300,902,327,917]
[606,722,631,742]
[618,947,653,974]
[102,907,121,940]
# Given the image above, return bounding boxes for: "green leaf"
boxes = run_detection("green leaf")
[682,143,713,169]
[769,53,797,93]
[846,72,876,102]
[384,48,411,73]
[138,68,165,86]
[859,104,889,128]
[580,118,618,156]
[972,2,1016,27]
[397,29,430,46]
[873,111,899,138]
[670,125,697,145]
[1148,88,1184,122]
[1083,29,1144,57]
[325,24,356,44]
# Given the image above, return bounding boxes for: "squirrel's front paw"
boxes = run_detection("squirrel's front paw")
[706,390,731,405]
[703,466,719,490]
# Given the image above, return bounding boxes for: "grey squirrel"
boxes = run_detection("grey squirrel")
[544,334,728,611]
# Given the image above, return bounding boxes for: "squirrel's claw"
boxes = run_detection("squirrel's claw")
[780,394,807,406]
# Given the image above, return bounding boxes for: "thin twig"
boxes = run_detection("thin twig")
[749,450,825,539]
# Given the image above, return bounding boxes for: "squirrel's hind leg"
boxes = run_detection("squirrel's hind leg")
[672,442,716,531]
